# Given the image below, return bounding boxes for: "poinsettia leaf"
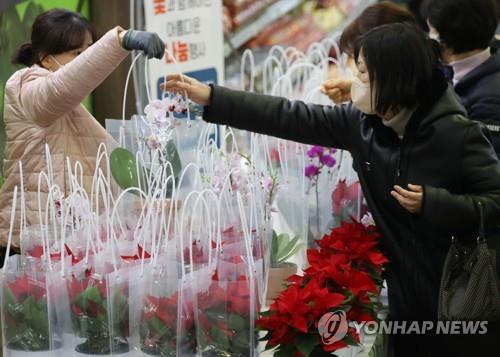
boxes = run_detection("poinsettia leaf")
[227,313,247,331]
[83,286,102,304]
[4,286,19,316]
[210,325,230,350]
[343,332,360,346]
[274,345,296,357]
[233,330,250,349]
[112,290,128,323]
[296,334,319,357]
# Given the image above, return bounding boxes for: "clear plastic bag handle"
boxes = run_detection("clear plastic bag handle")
[240,49,255,92]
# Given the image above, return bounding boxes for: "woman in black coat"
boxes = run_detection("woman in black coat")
[425,0,500,157]
[165,24,500,356]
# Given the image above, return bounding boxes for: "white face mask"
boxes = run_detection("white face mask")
[350,77,376,115]
[50,55,65,70]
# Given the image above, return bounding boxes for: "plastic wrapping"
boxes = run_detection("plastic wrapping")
[1,255,63,356]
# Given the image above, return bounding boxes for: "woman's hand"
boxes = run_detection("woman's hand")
[161,74,212,106]
[391,184,423,214]
[122,30,165,59]
[320,78,353,104]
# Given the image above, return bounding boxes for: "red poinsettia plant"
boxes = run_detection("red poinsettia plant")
[140,291,196,355]
[331,179,368,226]
[257,220,388,357]
[67,268,130,354]
[195,269,260,356]
[2,273,51,351]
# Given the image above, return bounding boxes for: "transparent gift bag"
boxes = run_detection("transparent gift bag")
[193,193,260,357]
[1,255,65,357]
[128,259,196,357]
[0,181,63,357]
[1,187,64,357]
[330,150,368,227]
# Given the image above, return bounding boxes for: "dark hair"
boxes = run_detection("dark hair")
[12,9,96,67]
[354,23,438,114]
[425,0,498,54]
[339,1,416,56]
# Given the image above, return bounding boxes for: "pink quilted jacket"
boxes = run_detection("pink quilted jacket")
[0,27,129,247]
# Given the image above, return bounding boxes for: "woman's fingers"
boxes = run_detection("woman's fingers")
[160,76,211,106]
[408,184,423,193]
[321,78,352,103]
[391,184,424,213]
[391,189,413,207]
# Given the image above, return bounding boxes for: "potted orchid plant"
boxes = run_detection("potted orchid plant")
[265,231,304,306]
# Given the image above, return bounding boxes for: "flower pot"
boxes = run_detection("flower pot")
[265,263,298,306]
[5,341,63,357]
[5,349,60,357]
[73,339,132,356]
[73,349,135,357]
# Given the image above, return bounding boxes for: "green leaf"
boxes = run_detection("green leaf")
[274,345,296,357]
[24,297,49,337]
[271,230,279,264]
[227,313,247,331]
[232,330,249,349]
[83,286,102,304]
[278,236,304,263]
[164,140,182,178]
[112,290,128,323]
[210,325,230,350]
[296,334,319,357]
[110,148,148,193]
[343,332,360,347]
[4,287,19,317]
[275,233,290,261]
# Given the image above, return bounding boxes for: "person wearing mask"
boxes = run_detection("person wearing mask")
[424,0,500,157]
[0,9,165,262]
[164,23,500,356]
[321,1,416,103]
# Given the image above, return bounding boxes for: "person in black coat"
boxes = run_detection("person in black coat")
[424,0,500,157]
[164,24,500,356]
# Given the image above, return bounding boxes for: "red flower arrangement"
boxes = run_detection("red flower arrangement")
[2,274,51,351]
[67,269,130,354]
[257,220,388,356]
[140,291,196,355]
[195,270,259,356]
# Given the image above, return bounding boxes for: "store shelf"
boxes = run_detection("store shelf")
[332,0,377,35]
[224,0,304,57]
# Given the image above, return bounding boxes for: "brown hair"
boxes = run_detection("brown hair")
[13,9,96,67]
[339,1,416,56]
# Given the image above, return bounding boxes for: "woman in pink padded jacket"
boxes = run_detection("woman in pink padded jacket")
[0,9,164,259]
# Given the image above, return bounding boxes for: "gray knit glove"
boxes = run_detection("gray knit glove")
[122,30,165,59]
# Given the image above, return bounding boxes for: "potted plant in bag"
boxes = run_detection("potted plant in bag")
[68,271,130,355]
[140,291,196,356]
[265,231,303,306]
[2,273,62,356]
[196,271,260,357]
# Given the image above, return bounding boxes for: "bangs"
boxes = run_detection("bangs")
[353,23,437,114]
[45,16,96,55]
